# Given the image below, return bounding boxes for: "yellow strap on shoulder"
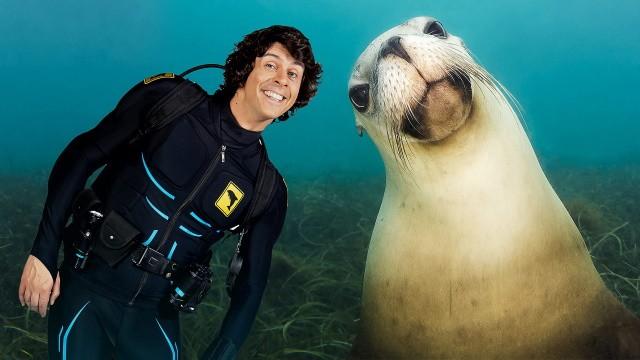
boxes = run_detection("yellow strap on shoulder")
[143,73,175,85]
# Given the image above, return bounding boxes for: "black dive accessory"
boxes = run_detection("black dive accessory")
[225,229,245,297]
[131,244,179,276]
[69,189,104,270]
[94,210,141,267]
[168,251,213,312]
[67,188,142,270]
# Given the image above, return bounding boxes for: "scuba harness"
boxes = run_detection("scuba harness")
[69,64,281,311]
[127,64,223,146]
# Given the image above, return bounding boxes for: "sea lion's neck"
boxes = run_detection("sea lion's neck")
[374,83,578,258]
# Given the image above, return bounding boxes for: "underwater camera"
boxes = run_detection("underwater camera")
[168,262,212,312]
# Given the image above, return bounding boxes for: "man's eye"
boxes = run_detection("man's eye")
[288,72,298,80]
[265,63,276,70]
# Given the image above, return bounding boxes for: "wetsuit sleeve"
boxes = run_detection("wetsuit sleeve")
[29,78,181,280]
[202,178,288,360]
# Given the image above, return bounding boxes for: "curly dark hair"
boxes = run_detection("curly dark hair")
[218,25,322,121]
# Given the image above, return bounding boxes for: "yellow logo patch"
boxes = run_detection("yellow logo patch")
[143,72,175,84]
[215,181,244,217]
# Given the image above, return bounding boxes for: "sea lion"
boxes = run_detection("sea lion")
[347,16,640,359]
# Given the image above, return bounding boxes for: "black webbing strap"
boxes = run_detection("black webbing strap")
[225,139,279,296]
[239,138,279,229]
[179,63,224,77]
[131,243,213,278]
[129,79,208,145]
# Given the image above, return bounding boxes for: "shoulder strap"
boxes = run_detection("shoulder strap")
[239,137,280,230]
[128,76,208,145]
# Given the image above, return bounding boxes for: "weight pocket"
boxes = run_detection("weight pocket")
[93,210,141,267]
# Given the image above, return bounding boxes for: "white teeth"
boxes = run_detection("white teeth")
[264,90,284,101]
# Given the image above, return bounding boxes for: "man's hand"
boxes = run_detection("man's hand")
[18,255,61,317]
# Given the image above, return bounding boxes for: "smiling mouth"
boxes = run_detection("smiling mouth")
[264,90,286,102]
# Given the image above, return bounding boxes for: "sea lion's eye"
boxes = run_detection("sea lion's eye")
[424,21,447,39]
[349,83,370,113]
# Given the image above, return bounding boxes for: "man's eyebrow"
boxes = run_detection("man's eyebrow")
[263,52,305,68]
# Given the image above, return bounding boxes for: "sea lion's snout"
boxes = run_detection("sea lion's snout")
[374,22,473,143]
[349,16,489,165]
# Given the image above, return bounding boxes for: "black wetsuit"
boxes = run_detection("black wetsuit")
[30,76,288,359]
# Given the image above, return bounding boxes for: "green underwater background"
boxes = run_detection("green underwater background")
[1,0,639,358]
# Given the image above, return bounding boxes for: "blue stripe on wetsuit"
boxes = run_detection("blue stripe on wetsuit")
[141,153,175,200]
[189,211,211,228]
[61,301,91,360]
[178,224,201,237]
[142,229,158,246]
[145,196,169,221]
[58,326,64,352]
[155,318,177,360]
[167,241,177,260]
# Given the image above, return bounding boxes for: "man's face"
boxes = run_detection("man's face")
[241,42,305,122]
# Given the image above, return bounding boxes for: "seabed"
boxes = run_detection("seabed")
[1,165,638,359]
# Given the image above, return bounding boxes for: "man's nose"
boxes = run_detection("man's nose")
[274,68,288,86]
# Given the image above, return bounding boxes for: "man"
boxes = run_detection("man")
[18,25,322,359]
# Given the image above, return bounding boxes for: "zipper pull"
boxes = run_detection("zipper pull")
[221,145,226,163]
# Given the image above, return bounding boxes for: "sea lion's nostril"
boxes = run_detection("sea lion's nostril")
[349,83,370,113]
[380,36,412,63]
[424,20,447,39]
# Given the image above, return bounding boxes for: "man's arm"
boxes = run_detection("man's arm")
[202,178,288,360]
[20,77,181,316]
[29,78,180,278]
